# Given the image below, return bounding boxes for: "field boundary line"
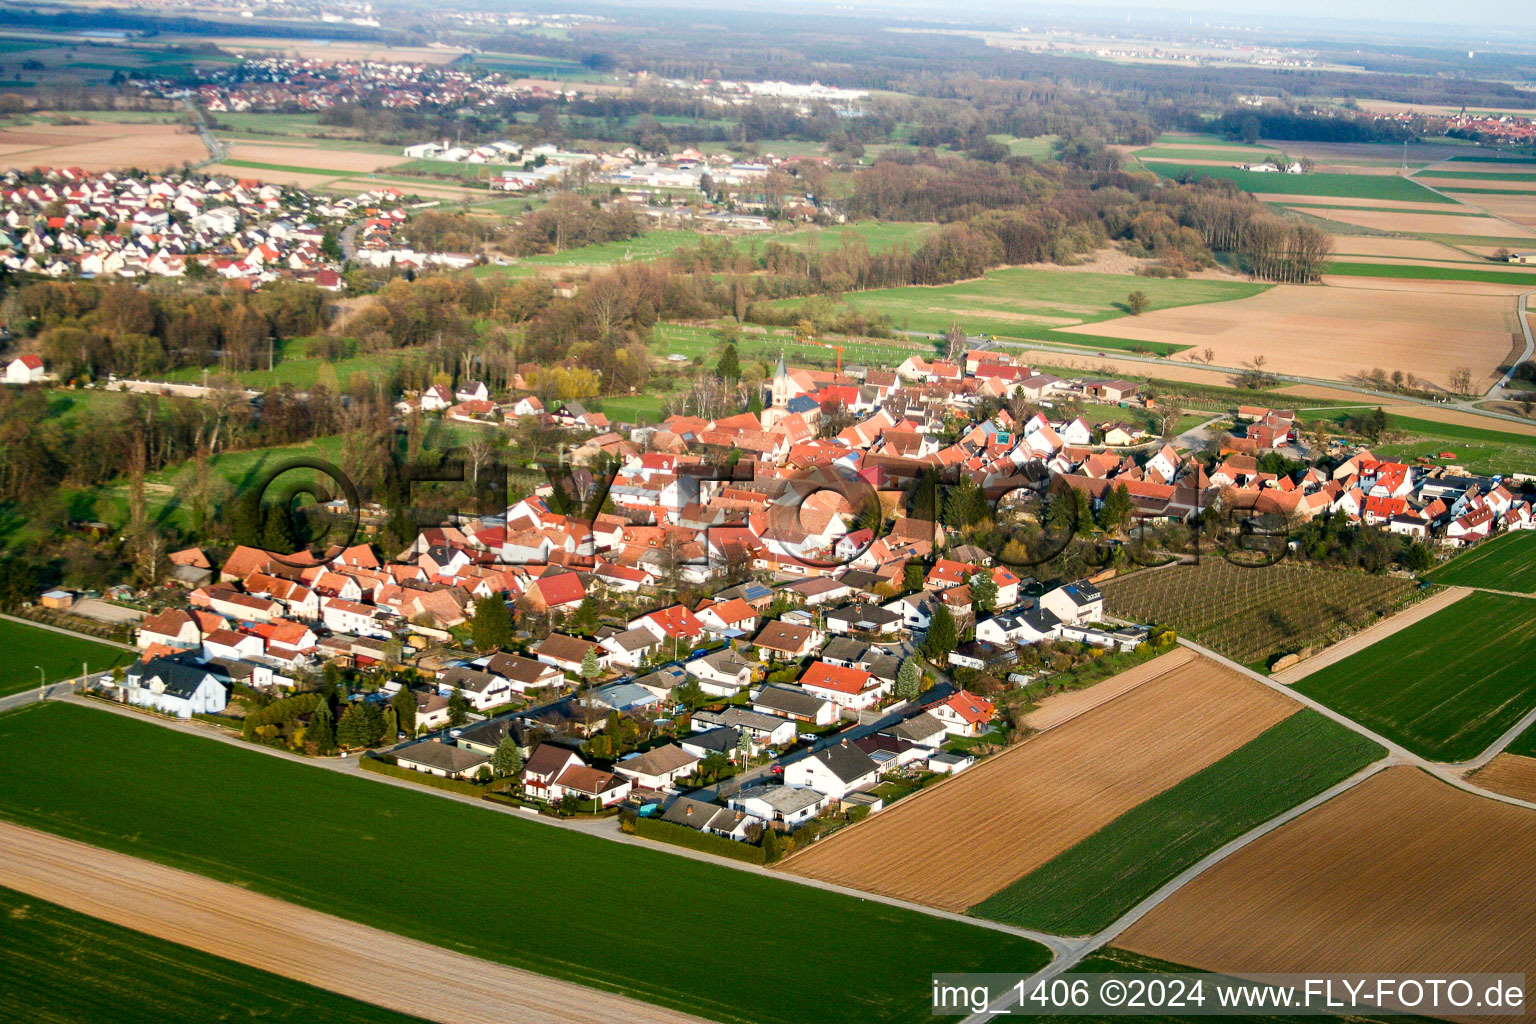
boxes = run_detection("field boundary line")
[1270,586,1471,684]
[46,695,1076,957]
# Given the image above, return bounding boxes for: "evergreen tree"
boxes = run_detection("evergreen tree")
[391,685,417,736]
[923,605,958,661]
[261,500,300,553]
[970,571,998,617]
[492,733,523,777]
[717,343,741,383]
[309,701,335,755]
[903,560,926,592]
[335,703,370,748]
[448,686,470,727]
[895,657,922,700]
[1098,483,1133,533]
[382,704,398,741]
[761,826,783,864]
[747,388,763,416]
[471,596,513,651]
[571,596,599,633]
[675,678,705,710]
[229,493,263,548]
[581,647,601,682]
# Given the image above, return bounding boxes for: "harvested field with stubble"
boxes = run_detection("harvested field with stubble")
[1102,560,1417,667]
[1117,766,1536,1021]
[1054,281,1520,391]
[1469,754,1536,803]
[779,649,1297,912]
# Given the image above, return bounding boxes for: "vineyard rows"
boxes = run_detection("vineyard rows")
[1102,560,1416,666]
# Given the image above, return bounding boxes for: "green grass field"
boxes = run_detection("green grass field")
[220,158,357,178]
[0,702,1049,1024]
[0,885,424,1024]
[0,621,131,697]
[652,322,929,370]
[594,392,671,424]
[771,267,1267,355]
[159,349,405,390]
[1144,163,1454,203]
[968,711,1383,935]
[991,134,1060,159]
[1324,262,1536,284]
[1417,169,1536,183]
[474,230,701,279]
[1295,591,1536,761]
[768,221,936,253]
[1136,146,1282,162]
[1428,531,1536,593]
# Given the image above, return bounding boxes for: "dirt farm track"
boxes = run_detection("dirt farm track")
[1118,767,1536,1024]
[779,649,1296,912]
[0,820,708,1024]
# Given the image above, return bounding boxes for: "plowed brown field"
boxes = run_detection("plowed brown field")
[1470,754,1536,803]
[1118,766,1536,1023]
[0,121,207,172]
[778,649,1297,912]
[0,820,708,1024]
[1054,282,1519,390]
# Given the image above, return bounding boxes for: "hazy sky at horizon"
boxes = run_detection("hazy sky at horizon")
[892,0,1530,33]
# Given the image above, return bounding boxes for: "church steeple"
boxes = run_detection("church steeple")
[774,351,787,379]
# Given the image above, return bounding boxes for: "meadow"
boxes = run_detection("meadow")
[0,702,1049,1024]
[651,322,930,370]
[0,620,131,697]
[474,230,702,278]
[1101,560,1417,668]
[1294,591,1536,761]
[773,267,1268,354]
[968,710,1383,935]
[1427,531,1536,593]
[1143,163,1454,203]
[0,886,423,1024]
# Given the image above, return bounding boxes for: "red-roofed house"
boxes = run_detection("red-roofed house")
[926,689,997,737]
[630,605,706,644]
[798,660,887,710]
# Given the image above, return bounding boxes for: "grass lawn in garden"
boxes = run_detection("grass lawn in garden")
[0,885,426,1024]
[0,620,131,697]
[969,711,1383,935]
[1295,591,1536,761]
[0,701,1049,1024]
[1427,531,1536,593]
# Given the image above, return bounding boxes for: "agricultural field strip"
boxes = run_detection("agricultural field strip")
[1294,592,1536,763]
[43,696,1079,953]
[960,760,1397,1022]
[1427,531,1536,594]
[778,650,1299,913]
[0,822,694,1024]
[0,883,427,1024]
[1180,637,1536,794]
[968,710,1386,936]
[977,641,1536,1017]
[1269,586,1473,684]
[1110,767,1536,1006]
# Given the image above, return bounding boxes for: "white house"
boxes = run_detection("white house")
[614,743,701,791]
[5,354,45,384]
[728,784,827,828]
[122,656,226,719]
[782,742,880,801]
[1039,581,1103,625]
